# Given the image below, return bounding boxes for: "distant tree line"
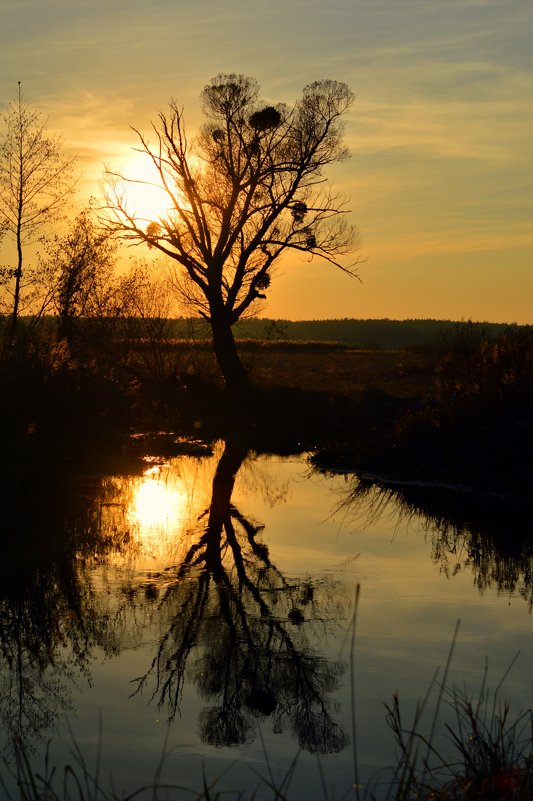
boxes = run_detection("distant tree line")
[200,317,528,350]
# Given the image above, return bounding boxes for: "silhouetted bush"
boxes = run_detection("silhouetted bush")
[435,321,532,409]
[388,323,532,490]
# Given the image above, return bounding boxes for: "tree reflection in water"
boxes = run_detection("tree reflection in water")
[0,440,349,759]
[0,471,129,755]
[337,477,533,609]
[131,439,348,754]
[2,437,531,775]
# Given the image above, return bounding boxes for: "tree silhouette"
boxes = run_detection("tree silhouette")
[132,438,348,754]
[0,83,76,346]
[36,208,119,345]
[0,468,129,757]
[104,74,360,390]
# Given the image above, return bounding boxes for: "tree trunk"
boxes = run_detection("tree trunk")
[209,308,249,391]
[7,230,24,348]
[209,439,248,524]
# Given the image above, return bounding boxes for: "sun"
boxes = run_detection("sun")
[120,152,174,224]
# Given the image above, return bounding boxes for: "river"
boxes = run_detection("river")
[1,435,531,799]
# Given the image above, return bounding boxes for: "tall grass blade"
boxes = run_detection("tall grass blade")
[421,618,460,782]
[350,583,361,801]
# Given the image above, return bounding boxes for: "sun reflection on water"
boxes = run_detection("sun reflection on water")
[95,446,218,592]
[126,465,189,556]
[130,469,183,528]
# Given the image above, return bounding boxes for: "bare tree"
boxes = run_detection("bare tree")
[121,259,182,383]
[0,82,76,346]
[103,74,360,390]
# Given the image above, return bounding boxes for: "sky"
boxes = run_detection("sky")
[1,0,532,323]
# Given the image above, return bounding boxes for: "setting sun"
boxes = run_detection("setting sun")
[119,152,174,224]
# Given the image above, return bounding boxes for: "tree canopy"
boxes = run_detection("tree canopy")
[104,74,360,389]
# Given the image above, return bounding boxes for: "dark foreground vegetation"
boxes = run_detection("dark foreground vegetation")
[1,316,531,498]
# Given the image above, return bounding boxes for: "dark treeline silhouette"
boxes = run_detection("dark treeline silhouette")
[232,318,528,349]
[9,315,527,352]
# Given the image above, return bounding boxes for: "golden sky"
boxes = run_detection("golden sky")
[1,0,532,323]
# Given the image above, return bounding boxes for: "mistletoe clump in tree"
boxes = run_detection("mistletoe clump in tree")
[104,74,360,390]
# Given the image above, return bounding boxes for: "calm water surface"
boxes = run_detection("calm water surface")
[1,437,532,799]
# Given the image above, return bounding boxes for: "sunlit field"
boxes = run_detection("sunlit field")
[241,344,433,399]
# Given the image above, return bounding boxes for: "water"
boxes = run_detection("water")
[1,437,532,799]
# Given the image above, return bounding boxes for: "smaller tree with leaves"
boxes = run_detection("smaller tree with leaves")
[37,209,119,346]
[0,83,76,346]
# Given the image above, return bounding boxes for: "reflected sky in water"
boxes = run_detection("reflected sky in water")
[0,441,532,799]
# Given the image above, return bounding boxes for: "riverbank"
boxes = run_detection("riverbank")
[0,322,530,499]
